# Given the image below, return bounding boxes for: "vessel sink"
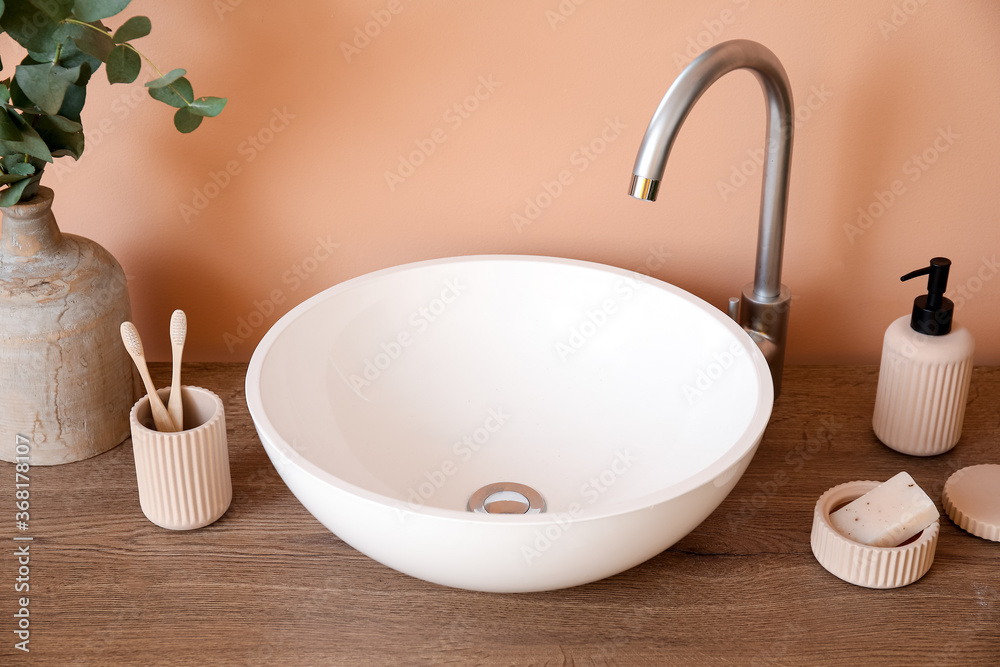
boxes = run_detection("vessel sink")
[246,255,773,592]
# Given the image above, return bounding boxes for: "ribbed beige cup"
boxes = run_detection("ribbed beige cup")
[811,480,939,589]
[130,386,232,530]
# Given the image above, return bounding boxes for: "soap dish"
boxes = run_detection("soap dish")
[811,480,939,589]
[942,464,1000,542]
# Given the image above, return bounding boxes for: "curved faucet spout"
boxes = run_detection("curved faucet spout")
[628,39,793,396]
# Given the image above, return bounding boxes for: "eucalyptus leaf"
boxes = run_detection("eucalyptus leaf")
[53,16,86,42]
[72,23,115,62]
[188,96,227,118]
[113,15,150,43]
[8,76,35,109]
[0,173,31,185]
[45,114,84,133]
[72,0,130,22]
[148,75,193,108]
[6,112,53,162]
[8,161,35,176]
[15,62,83,114]
[74,61,94,87]
[35,114,85,159]
[29,0,73,20]
[106,44,140,84]
[57,82,87,121]
[173,106,202,133]
[145,68,186,89]
[56,30,104,80]
[18,53,43,66]
[0,112,23,142]
[1,0,63,57]
[0,176,35,207]
[18,174,42,200]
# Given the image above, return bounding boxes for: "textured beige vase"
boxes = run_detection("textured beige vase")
[0,187,137,465]
[131,386,232,530]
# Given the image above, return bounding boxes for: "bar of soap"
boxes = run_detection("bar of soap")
[830,472,940,547]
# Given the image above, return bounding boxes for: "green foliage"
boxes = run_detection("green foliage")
[147,75,193,108]
[112,15,149,43]
[0,0,227,205]
[106,44,139,83]
[72,0,130,23]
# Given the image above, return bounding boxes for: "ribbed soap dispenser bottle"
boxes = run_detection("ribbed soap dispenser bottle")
[873,258,975,456]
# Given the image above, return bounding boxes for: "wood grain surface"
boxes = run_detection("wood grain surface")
[2,364,998,665]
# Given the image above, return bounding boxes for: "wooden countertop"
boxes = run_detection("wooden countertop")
[3,364,998,665]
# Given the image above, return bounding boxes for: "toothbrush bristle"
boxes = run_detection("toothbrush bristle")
[120,322,143,356]
[170,310,187,345]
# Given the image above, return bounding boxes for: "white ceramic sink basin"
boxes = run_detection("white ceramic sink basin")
[246,255,773,592]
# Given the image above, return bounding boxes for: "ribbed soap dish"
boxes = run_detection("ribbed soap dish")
[811,480,939,589]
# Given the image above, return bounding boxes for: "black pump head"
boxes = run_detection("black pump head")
[900,257,953,336]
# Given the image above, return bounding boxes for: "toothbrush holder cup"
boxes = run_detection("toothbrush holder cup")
[129,385,232,530]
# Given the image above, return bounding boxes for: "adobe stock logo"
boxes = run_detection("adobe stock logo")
[844,126,959,244]
[877,0,931,40]
[681,341,746,405]
[716,84,833,202]
[521,449,638,565]
[222,236,339,352]
[339,0,409,63]
[404,407,511,510]
[348,279,467,393]
[511,117,626,233]
[214,0,244,20]
[545,0,588,30]
[671,0,752,70]
[180,107,296,224]
[384,76,501,192]
[554,273,646,361]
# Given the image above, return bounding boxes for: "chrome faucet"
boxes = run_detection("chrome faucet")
[628,39,793,397]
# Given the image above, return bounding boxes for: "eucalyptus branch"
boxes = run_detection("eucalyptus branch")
[0,2,226,206]
[63,17,191,105]
[123,45,194,106]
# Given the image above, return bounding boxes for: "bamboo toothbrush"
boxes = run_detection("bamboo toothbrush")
[120,321,177,432]
[168,309,187,431]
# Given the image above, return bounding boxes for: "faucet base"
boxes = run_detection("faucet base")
[737,282,791,398]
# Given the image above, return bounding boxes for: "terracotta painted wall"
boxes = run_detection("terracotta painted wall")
[36,0,1000,362]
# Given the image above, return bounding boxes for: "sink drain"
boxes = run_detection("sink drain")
[468,482,545,515]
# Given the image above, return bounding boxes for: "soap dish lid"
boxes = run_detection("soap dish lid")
[942,464,1000,542]
[811,480,939,589]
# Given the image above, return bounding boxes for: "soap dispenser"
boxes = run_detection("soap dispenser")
[873,258,974,456]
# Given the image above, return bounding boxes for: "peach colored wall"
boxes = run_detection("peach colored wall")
[38,0,1000,363]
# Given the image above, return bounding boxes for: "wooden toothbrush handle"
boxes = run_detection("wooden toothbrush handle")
[168,354,183,430]
[139,367,177,432]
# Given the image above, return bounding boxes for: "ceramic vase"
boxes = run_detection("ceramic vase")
[0,187,136,464]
